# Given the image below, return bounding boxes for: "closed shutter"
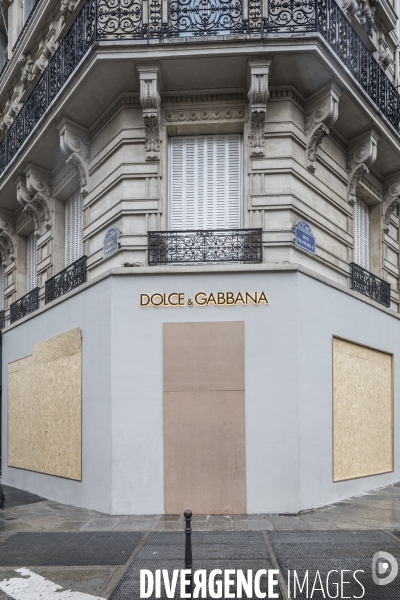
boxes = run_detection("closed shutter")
[65,191,83,267]
[23,0,35,22]
[0,264,4,311]
[353,197,369,270]
[27,232,37,292]
[170,134,241,230]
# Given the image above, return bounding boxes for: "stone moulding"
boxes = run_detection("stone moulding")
[138,64,162,162]
[347,130,380,205]
[383,171,400,233]
[247,60,271,158]
[304,83,341,173]
[58,118,91,197]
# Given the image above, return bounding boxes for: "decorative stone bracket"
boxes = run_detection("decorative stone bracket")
[304,84,341,173]
[347,130,379,204]
[58,118,91,197]
[247,60,271,157]
[383,171,400,233]
[0,217,16,263]
[137,64,162,162]
[15,165,53,236]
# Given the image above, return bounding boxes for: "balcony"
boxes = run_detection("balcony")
[148,229,263,264]
[350,262,391,307]
[45,256,87,304]
[10,287,40,323]
[0,0,398,182]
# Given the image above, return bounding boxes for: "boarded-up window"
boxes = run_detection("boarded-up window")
[170,135,241,230]
[353,197,369,269]
[65,191,83,267]
[333,337,393,482]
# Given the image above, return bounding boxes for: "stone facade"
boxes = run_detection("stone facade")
[0,0,398,320]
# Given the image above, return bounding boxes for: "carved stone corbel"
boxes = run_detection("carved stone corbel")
[304,84,341,173]
[137,64,162,161]
[247,60,271,157]
[0,218,16,262]
[347,130,379,204]
[383,172,400,233]
[15,165,53,234]
[58,118,91,196]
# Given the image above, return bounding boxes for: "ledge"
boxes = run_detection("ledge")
[2,261,400,333]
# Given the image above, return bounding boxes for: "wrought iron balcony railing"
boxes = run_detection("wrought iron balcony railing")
[148,229,263,264]
[0,309,5,330]
[0,0,399,180]
[350,262,391,307]
[10,287,40,323]
[45,255,87,304]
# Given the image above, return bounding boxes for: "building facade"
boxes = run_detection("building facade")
[0,0,399,514]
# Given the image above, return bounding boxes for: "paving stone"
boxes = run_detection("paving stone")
[207,516,232,530]
[154,521,179,531]
[233,519,275,531]
[115,519,156,532]
[269,516,310,530]
[80,518,122,531]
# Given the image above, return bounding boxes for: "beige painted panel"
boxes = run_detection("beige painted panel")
[164,391,246,514]
[164,321,244,392]
[8,329,82,481]
[333,338,393,482]
[164,321,246,514]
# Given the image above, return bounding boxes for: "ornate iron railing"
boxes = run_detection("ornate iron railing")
[350,262,391,307]
[10,287,40,323]
[0,0,399,179]
[45,255,87,303]
[148,229,262,264]
[0,310,5,330]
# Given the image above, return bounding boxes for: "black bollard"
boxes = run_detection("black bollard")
[184,509,193,596]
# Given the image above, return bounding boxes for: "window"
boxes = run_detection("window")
[65,191,83,267]
[22,0,35,23]
[170,134,241,230]
[27,232,37,292]
[0,264,4,311]
[0,33,7,71]
[353,197,369,270]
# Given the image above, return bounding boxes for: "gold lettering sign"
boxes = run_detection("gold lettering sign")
[140,292,269,307]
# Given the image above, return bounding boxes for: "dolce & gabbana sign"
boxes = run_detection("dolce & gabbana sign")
[140,291,269,308]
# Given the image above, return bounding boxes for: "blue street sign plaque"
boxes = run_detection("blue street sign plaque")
[295,220,316,255]
[103,227,119,258]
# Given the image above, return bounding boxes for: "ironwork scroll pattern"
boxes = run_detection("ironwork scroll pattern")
[351,262,391,308]
[0,0,95,174]
[45,255,87,304]
[10,287,40,323]
[316,0,400,132]
[148,229,262,264]
[168,0,243,36]
[267,0,317,32]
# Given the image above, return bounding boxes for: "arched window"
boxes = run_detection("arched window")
[65,191,83,266]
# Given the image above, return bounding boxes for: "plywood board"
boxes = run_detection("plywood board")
[8,328,82,480]
[333,337,393,482]
[163,322,246,514]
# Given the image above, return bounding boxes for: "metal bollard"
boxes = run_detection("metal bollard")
[184,509,193,596]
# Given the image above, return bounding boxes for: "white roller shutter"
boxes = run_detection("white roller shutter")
[27,232,37,292]
[0,264,4,311]
[65,191,83,267]
[170,134,241,230]
[353,197,369,270]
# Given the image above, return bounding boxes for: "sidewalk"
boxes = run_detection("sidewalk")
[0,482,399,599]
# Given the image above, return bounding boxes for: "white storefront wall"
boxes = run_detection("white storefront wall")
[2,267,399,514]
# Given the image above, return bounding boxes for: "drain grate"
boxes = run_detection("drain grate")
[110,532,283,600]
[270,530,400,600]
[0,532,144,566]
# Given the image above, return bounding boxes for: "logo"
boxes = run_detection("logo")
[372,551,398,585]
